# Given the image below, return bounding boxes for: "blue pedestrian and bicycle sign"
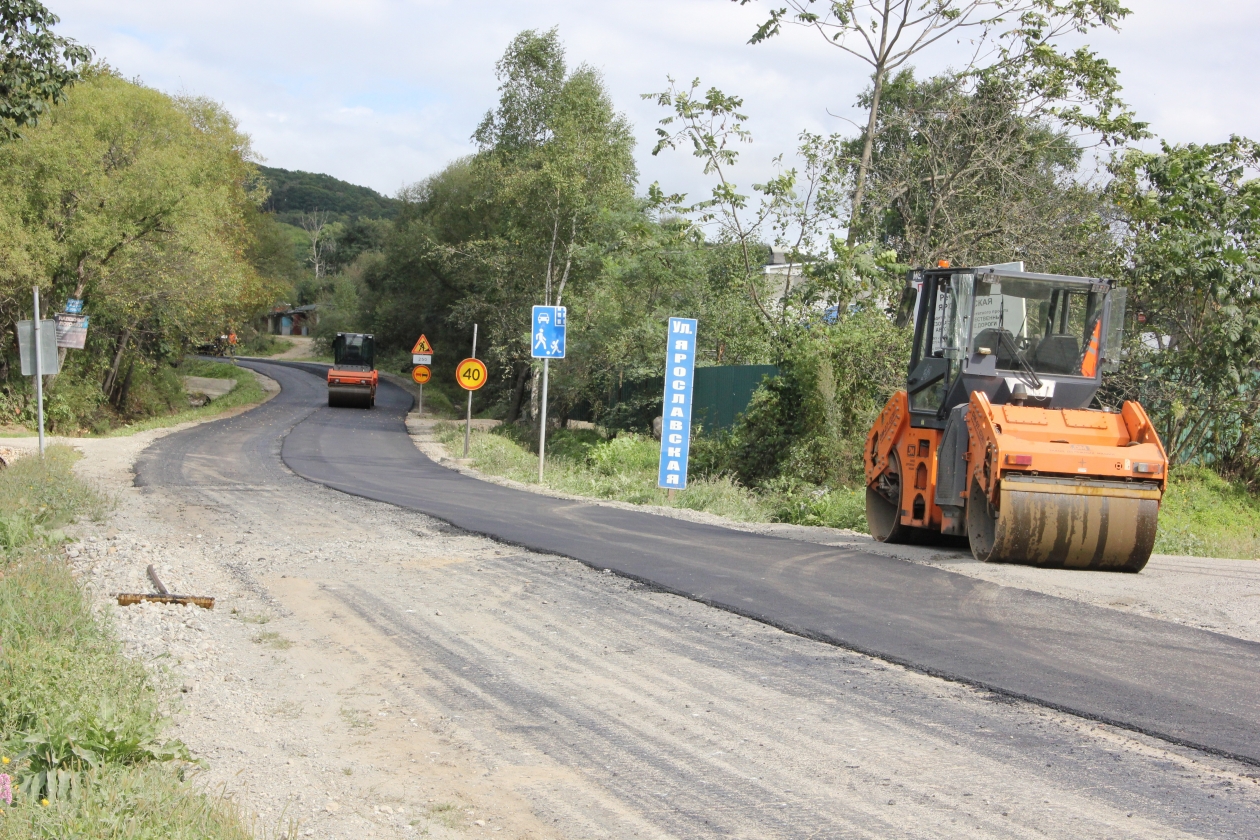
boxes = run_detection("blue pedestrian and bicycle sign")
[531,305,566,359]
[658,317,698,490]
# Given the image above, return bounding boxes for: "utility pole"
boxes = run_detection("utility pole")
[464,324,477,458]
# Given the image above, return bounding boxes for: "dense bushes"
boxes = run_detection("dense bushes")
[693,308,910,490]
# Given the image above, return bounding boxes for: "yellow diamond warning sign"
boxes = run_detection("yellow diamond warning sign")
[411,334,434,355]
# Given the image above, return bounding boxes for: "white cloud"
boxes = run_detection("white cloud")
[52,0,1260,199]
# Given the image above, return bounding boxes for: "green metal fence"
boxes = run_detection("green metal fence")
[693,365,779,431]
[573,364,779,431]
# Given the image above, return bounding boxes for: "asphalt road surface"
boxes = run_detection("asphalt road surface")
[142,359,1260,770]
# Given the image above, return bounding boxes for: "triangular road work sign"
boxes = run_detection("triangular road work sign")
[411,334,434,354]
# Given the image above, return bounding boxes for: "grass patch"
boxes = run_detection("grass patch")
[339,708,373,731]
[435,423,770,524]
[0,762,257,839]
[0,553,256,836]
[438,428,801,526]
[426,802,463,830]
[1155,466,1260,559]
[251,631,292,650]
[103,360,267,438]
[0,450,256,837]
[0,446,108,553]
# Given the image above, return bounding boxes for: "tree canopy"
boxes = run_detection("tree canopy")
[0,69,284,429]
[0,0,91,139]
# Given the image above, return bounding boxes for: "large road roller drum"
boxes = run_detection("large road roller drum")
[967,475,1159,572]
[327,381,374,408]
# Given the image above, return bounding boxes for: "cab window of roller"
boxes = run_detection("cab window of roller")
[906,273,957,416]
[970,277,1101,377]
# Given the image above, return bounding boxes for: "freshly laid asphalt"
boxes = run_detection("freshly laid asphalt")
[143,359,1260,766]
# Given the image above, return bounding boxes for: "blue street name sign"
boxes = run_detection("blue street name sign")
[657,317,698,490]
[531,305,566,359]
[65,298,84,315]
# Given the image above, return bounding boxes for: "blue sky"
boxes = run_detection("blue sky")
[53,1,1260,201]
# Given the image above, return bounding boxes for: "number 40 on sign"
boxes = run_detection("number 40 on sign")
[456,357,487,390]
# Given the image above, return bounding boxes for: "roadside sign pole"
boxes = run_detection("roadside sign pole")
[530,305,566,484]
[33,287,45,457]
[538,357,549,482]
[464,323,477,458]
[410,335,434,415]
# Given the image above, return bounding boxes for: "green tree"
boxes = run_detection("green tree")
[736,0,1144,240]
[645,80,854,331]
[465,29,637,420]
[1107,137,1260,476]
[1,0,91,139]
[851,69,1111,273]
[0,69,279,424]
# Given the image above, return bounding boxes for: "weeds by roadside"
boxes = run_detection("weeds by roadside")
[433,422,857,526]
[252,631,293,650]
[0,446,108,553]
[0,447,258,837]
[0,763,256,839]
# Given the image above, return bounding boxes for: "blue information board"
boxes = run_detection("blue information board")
[658,317,698,489]
[531,305,567,359]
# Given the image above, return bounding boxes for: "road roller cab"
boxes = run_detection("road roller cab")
[327,332,378,408]
[865,263,1168,571]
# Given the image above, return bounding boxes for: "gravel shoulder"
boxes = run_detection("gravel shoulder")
[406,418,1260,645]
[3,392,1258,838]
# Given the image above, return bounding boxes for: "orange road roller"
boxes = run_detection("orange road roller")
[327,332,378,409]
[865,263,1167,572]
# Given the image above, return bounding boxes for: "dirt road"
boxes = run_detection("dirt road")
[4,389,1252,836]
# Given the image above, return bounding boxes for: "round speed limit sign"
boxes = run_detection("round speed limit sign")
[411,364,432,385]
[455,357,488,390]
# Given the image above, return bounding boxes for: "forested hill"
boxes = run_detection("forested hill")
[259,165,402,225]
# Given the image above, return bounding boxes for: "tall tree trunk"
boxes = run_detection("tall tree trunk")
[506,363,530,424]
[102,328,132,397]
[544,209,560,305]
[554,216,577,307]
[847,64,888,247]
[115,358,137,410]
[528,364,541,424]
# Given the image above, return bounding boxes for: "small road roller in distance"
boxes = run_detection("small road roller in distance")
[865,263,1168,572]
[327,332,378,409]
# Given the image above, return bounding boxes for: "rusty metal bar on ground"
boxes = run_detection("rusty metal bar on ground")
[116,564,215,609]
